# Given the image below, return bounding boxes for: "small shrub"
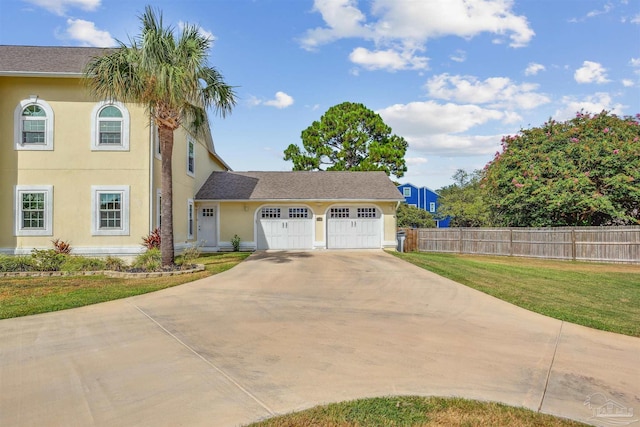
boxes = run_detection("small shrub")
[133,248,161,271]
[231,234,241,252]
[31,249,66,271]
[179,244,201,269]
[51,238,72,254]
[0,255,36,272]
[105,256,127,272]
[61,256,106,272]
[142,228,161,249]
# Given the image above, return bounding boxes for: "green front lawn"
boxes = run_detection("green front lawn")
[0,252,250,319]
[392,252,640,337]
[248,396,587,426]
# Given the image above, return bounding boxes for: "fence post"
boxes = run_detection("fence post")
[571,228,576,261]
[509,228,513,256]
[459,228,463,254]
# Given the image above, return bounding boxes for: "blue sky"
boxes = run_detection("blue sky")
[1,0,639,189]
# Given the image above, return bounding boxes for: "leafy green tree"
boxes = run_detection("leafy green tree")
[396,203,436,228]
[85,6,236,265]
[484,111,640,226]
[284,102,408,178]
[437,169,494,227]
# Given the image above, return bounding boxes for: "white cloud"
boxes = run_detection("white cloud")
[524,62,545,76]
[631,58,640,68]
[349,47,428,71]
[554,92,625,120]
[632,13,640,24]
[449,49,466,63]
[300,0,372,50]
[264,91,295,109]
[64,18,115,47]
[301,0,535,72]
[406,156,428,165]
[377,101,516,156]
[24,0,100,15]
[424,73,550,110]
[178,21,215,42]
[622,79,635,87]
[574,61,610,84]
[586,2,613,18]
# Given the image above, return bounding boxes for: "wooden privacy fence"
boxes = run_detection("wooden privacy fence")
[400,226,640,264]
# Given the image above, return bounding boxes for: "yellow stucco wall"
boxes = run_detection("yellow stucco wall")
[1,76,151,255]
[152,127,228,247]
[217,201,398,249]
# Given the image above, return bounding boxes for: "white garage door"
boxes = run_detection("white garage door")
[327,207,381,249]
[257,207,313,250]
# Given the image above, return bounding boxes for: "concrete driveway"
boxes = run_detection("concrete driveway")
[0,250,638,427]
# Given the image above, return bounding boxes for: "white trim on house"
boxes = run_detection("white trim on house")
[14,97,54,151]
[14,185,54,236]
[90,101,130,151]
[91,185,130,236]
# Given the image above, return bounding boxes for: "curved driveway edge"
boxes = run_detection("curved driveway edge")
[0,250,638,426]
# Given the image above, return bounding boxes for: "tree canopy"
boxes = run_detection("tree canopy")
[396,203,436,228]
[483,111,640,226]
[284,102,408,178]
[84,6,236,265]
[437,169,494,227]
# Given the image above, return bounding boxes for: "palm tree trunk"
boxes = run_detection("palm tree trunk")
[159,126,175,266]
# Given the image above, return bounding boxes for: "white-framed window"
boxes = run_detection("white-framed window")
[14,97,54,151]
[429,202,436,213]
[288,207,309,218]
[330,207,350,218]
[186,138,195,177]
[153,123,161,159]
[261,207,281,218]
[156,189,162,229]
[357,207,378,218]
[187,199,194,239]
[402,187,411,197]
[14,185,53,236]
[91,185,130,236]
[91,101,129,151]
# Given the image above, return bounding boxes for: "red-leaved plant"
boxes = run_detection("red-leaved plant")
[51,238,72,254]
[142,228,161,249]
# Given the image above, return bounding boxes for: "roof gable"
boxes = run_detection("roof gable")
[196,171,404,201]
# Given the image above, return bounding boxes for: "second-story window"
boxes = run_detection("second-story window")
[91,101,130,151]
[98,106,123,145]
[14,97,54,151]
[187,138,195,176]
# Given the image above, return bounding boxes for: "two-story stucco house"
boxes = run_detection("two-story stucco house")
[1,45,402,256]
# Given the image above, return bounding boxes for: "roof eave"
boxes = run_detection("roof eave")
[0,71,84,78]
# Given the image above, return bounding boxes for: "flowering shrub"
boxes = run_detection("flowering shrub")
[484,111,640,226]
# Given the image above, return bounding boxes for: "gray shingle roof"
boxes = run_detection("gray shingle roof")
[196,171,404,201]
[0,45,113,75]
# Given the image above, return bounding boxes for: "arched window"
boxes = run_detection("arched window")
[91,101,130,151]
[14,98,54,151]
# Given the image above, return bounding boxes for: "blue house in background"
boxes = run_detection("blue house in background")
[397,183,451,228]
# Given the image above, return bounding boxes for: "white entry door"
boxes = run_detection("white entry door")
[327,207,381,249]
[257,207,313,250]
[197,205,217,247]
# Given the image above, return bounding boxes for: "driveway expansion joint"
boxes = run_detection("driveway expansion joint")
[128,301,276,417]
[538,320,564,412]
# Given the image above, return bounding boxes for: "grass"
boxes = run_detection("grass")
[392,251,640,337]
[0,252,250,319]
[248,396,588,426]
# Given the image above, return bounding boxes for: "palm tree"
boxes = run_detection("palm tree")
[85,6,236,266]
